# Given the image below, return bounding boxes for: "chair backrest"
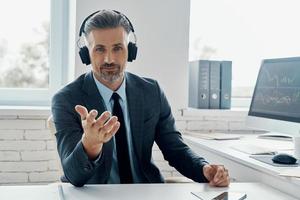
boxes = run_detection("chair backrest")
[47,115,67,182]
[47,115,57,137]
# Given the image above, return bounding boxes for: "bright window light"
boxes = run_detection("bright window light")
[189,0,300,103]
[0,0,67,106]
[0,0,50,88]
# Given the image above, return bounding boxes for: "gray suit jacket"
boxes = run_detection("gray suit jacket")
[51,71,208,187]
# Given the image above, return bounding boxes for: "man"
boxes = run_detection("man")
[51,10,229,187]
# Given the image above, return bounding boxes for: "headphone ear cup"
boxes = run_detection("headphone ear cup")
[79,46,91,65]
[127,42,137,62]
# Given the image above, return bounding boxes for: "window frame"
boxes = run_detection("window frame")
[0,0,69,106]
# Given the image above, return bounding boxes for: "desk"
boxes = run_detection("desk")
[183,134,300,199]
[0,182,298,200]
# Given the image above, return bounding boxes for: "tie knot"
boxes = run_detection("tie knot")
[111,92,120,101]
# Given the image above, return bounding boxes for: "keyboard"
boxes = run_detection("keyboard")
[231,144,277,155]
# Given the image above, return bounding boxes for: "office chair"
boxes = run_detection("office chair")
[47,115,68,183]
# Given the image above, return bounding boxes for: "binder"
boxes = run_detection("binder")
[188,61,200,108]
[188,60,210,109]
[198,60,210,108]
[209,61,221,109]
[220,61,232,109]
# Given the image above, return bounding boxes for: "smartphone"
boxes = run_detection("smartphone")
[212,192,247,200]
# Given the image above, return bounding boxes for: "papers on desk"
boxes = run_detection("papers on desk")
[58,184,65,200]
[191,191,247,200]
[185,131,241,140]
[257,132,293,141]
[231,144,277,155]
[279,168,300,178]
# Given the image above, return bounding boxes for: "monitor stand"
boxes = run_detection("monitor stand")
[293,136,300,159]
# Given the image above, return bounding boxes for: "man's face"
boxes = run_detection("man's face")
[86,26,128,89]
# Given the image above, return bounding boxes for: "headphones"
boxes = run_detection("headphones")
[78,10,138,65]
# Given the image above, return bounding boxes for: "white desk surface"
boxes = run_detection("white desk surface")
[0,182,298,200]
[183,133,300,199]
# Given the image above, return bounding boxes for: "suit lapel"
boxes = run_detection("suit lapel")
[126,73,144,161]
[82,72,107,114]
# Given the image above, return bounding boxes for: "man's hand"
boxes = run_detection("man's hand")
[203,164,230,187]
[75,105,120,160]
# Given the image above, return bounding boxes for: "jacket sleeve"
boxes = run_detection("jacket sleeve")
[51,91,105,187]
[153,81,209,183]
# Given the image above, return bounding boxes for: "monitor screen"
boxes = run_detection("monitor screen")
[247,57,300,136]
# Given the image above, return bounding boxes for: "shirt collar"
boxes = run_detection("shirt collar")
[93,73,127,105]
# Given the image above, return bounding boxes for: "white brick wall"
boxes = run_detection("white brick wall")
[24,130,52,140]
[0,141,46,151]
[0,130,24,140]
[0,151,20,161]
[0,112,60,185]
[0,108,259,185]
[21,151,57,161]
[0,173,28,184]
[0,162,48,172]
[0,120,45,129]
[29,171,61,182]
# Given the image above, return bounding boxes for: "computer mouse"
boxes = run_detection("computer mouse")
[272,153,297,164]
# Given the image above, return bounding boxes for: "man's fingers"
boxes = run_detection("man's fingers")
[93,111,111,130]
[217,169,230,186]
[203,164,217,181]
[203,164,230,187]
[75,105,88,120]
[83,109,98,129]
[209,166,230,187]
[102,122,120,143]
[75,105,98,128]
[110,121,120,135]
[100,116,118,132]
[209,175,230,187]
[213,166,225,182]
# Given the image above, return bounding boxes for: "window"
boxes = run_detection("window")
[189,0,300,107]
[0,0,68,106]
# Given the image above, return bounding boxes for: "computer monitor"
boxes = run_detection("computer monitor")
[246,57,300,158]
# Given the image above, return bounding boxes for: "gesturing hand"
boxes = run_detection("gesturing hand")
[203,164,230,187]
[75,105,120,159]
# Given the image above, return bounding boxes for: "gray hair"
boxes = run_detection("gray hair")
[83,10,132,37]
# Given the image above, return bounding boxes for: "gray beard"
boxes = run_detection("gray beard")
[99,70,123,84]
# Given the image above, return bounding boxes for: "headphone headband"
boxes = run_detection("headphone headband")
[79,10,135,37]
